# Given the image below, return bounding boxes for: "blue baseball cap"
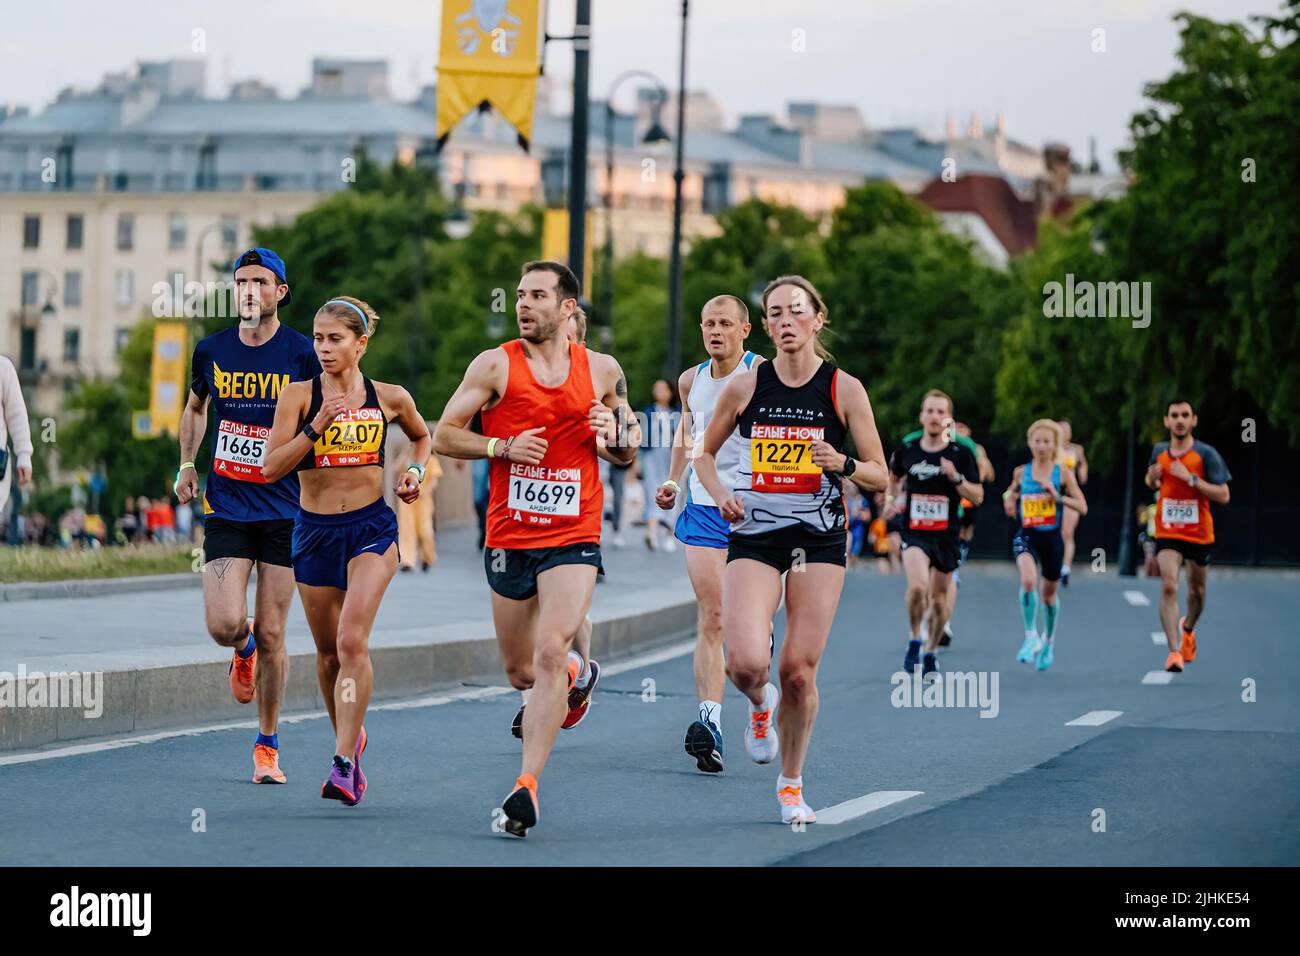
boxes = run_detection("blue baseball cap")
[232,247,292,307]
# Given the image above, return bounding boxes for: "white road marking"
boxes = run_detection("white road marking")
[814,790,924,825]
[0,640,699,767]
[1141,670,1176,685]
[1124,590,1151,606]
[1150,631,1166,645]
[1065,710,1123,727]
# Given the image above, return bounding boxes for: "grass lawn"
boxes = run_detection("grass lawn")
[0,542,198,583]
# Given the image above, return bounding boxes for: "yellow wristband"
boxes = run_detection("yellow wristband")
[661,479,681,493]
[486,437,499,458]
[179,461,195,472]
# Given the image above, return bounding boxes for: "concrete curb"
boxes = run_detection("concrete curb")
[0,599,697,753]
[0,572,201,603]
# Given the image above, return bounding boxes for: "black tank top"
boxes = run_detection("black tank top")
[732,360,847,538]
[297,375,389,471]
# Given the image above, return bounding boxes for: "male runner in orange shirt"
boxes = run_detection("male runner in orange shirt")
[1144,399,1232,672]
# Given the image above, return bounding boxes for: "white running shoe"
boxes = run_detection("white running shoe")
[778,782,816,825]
[745,682,780,764]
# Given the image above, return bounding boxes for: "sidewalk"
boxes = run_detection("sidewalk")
[0,527,697,751]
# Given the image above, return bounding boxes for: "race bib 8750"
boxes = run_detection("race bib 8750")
[749,425,823,493]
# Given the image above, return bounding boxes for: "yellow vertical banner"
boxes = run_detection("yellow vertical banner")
[148,321,188,438]
[437,0,543,150]
[541,208,594,286]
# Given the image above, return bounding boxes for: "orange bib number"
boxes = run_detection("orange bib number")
[315,408,384,467]
[1020,492,1057,528]
[749,425,823,493]
[213,419,269,483]
[909,493,949,531]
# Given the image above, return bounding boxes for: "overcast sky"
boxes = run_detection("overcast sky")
[1,0,1267,170]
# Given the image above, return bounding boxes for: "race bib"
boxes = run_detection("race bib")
[213,419,269,483]
[315,408,384,467]
[1161,497,1199,527]
[749,424,823,493]
[507,464,581,518]
[1020,492,1057,528]
[909,493,949,531]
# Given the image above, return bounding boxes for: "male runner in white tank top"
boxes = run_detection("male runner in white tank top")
[655,295,762,773]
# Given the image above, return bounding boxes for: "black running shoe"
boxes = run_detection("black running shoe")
[501,776,538,838]
[684,718,725,773]
[510,705,524,739]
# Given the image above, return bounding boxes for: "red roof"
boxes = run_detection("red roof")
[918,174,1038,256]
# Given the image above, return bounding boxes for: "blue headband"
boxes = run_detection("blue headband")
[325,299,368,334]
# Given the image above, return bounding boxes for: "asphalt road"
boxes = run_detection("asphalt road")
[3,561,1296,866]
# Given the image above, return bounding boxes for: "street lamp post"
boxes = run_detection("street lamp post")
[602,72,669,350]
[566,0,592,286]
[664,0,691,380]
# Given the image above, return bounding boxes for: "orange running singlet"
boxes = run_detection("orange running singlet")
[1150,440,1231,546]
[481,340,603,550]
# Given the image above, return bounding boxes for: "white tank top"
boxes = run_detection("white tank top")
[686,351,759,507]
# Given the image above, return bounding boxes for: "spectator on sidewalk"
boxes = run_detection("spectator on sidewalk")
[398,453,443,572]
[149,497,177,544]
[1,354,34,534]
[639,378,681,552]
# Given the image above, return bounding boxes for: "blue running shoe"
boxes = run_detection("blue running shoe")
[903,639,922,674]
[1016,634,1040,663]
[1036,640,1055,671]
[684,718,724,773]
[921,653,939,681]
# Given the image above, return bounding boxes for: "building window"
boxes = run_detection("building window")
[168,213,187,250]
[115,269,134,306]
[21,271,40,307]
[63,328,80,364]
[66,214,84,250]
[20,328,37,372]
[197,141,217,190]
[64,271,82,307]
[114,328,131,354]
[220,214,239,248]
[23,215,40,249]
[117,214,134,251]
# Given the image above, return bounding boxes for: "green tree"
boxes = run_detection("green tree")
[1104,1,1300,443]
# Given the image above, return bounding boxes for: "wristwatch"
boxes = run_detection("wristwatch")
[406,462,426,483]
[1187,473,1198,488]
[841,456,857,478]
[301,422,321,442]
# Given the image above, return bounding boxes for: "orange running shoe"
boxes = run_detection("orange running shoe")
[501,773,539,838]
[252,743,286,784]
[228,618,257,703]
[1164,650,1184,672]
[1179,616,1197,663]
